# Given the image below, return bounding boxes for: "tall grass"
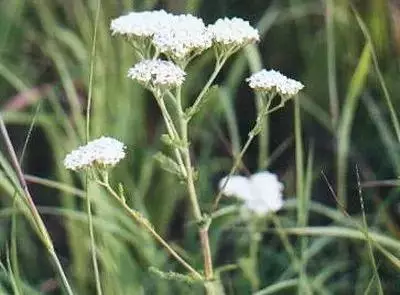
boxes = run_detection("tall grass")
[0,0,398,294]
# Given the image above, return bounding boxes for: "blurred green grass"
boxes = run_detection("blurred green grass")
[0,0,399,294]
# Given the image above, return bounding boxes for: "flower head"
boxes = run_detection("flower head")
[219,171,284,215]
[127,59,186,89]
[110,10,172,38]
[208,17,259,48]
[247,69,304,98]
[153,14,212,61]
[64,137,126,171]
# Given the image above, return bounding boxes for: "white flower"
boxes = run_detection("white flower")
[64,137,126,171]
[152,14,212,61]
[208,17,259,48]
[110,10,172,38]
[219,171,284,215]
[246,69,304,98]
[127,59,186,88]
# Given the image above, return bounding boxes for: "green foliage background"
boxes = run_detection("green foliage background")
[0,0,399,294]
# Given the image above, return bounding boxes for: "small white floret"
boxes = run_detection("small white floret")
[219,171,284,215]
[127,59,186,88]
[64,137,126,171]
[246,69,304,98]
[208,17,259,48]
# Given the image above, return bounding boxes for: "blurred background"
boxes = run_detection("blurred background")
[0,0,399,294]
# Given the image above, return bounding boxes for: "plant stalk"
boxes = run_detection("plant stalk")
[176,87,215,291]
[213,96,282,210]
[85,0,103,292]
[0,116,75,295]
[98,178,203,280]
[188,55,227,119]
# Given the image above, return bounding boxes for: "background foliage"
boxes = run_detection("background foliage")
[0,0,399,294]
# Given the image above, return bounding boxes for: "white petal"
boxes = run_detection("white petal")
[218,175,252,201]
[249,171,284,213]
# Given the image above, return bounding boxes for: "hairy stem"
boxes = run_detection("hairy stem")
[155,94,187,177]
[176,87,215,289]
[176,89,202,220]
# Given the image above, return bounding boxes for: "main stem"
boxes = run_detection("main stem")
[176,88,214,281]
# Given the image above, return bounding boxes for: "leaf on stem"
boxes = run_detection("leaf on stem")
[149,267,202,285]
[160,134,186,149]
[153,152,184,179]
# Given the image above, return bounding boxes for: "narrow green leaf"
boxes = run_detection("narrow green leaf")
[153,152,183,178]
[337,42,372,207]
[281,226,400,251]
[254,279,298,295]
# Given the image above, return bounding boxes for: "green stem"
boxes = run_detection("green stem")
[204,281,225,295]
[176,86,215,285]
[213,131,256,210]
[97,178,203,280]
[294,97,310,295]
[85,1,102,293]
[154,94,187,177]
[187,56,227,120]
[294,98,305,225]
[326,0,339,128]
[353,9,400,142]
[85,177,102,295]
[0,116,74,295]
[49,249,75,295]
[213,97,282,211]
[176,89,202,220]
[256,94,269,170]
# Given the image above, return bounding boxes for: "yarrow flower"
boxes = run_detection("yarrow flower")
[246,69,304,98]
[127,59,186,89]
[153,14,212,61]
[219,171,284,215]
[208,17,259,48]
[111,11,212,62]
[110,10,172,38]
[64,137,126,171]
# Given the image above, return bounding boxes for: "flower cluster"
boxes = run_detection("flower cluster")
[152,14,212,61]
[110,10,171,39]
[111,11,259,62]
[208,17,259,48]
[127,59,186,89]
[247,69,304,98]
[64,137,126,171]
[219,171,284,215]
[112,10,260,91]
